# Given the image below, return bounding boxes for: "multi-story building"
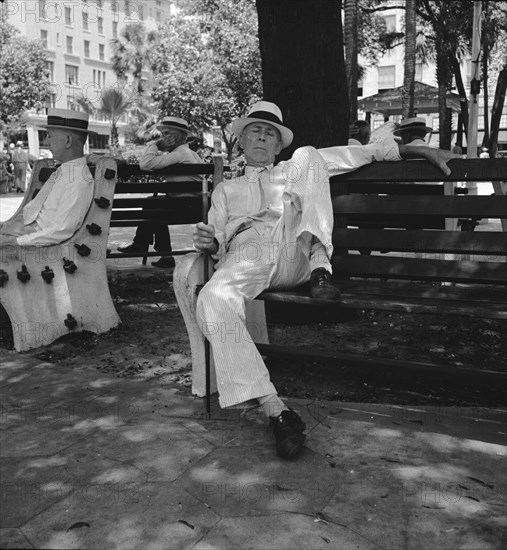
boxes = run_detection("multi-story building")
[2,0,175,155]
[357,8,506,153]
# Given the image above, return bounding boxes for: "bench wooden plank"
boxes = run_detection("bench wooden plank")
[255,343,507,380]
[333,228,507,255]
[329,158,507,183]
[333,195,507,218]
[332,255,507,284]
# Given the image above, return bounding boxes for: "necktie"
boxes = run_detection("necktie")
[22,166,60,225]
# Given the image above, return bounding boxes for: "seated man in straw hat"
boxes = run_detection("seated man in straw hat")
[393,117,432,146]
[117,116,202,268]
[193,101,459,460]
[0,109,95,247]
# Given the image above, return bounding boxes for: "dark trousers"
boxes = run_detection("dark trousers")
[132,195,172,253]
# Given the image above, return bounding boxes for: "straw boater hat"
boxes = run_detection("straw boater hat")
[231,101,294,149]
[393,117,432,137]
[156,116,191,134]
[38,108,97,135]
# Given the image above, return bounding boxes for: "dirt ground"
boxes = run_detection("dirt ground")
[1,271,506,407]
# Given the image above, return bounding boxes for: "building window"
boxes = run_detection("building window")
[112,21,118,37]
[378,65,396,92]
[99,44,105,60]
[83,12,88,31]
[383,15,396,33]
[500,114,507,128]
[46,93,56,110]
[98,16,104,34]
[432,117,439,131]
[89,133,109,150]
[373,119,384,129]
[84,40,90,58]
[66,36,73,54]
[111,1,118,13]
[40,29,48,49]
[46,61,54,81]
[357,79,363,97]
[96,0,103,6]
[65,65,79,86]
[65,6,72,25]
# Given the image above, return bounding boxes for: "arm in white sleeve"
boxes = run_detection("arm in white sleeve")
[16,182,93,246]
[207,183,228,261]
[139,144,185,170]
[318,139,402,178]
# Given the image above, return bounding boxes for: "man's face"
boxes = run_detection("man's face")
[44,129,68,161]
[239,122,283,166]
[159,129,183,151]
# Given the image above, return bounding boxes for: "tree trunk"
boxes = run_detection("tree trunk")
[481,38,489,148]
[401,0,416,119]
[489,63,507,158]
[344,0,359,121]
[450,56,469,143]
[256,0,349,159]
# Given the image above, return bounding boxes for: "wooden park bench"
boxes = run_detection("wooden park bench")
[0,158,120,351]
[173,157,507,398]
[106,158,225,265]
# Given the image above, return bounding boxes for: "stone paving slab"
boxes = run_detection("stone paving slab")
[1,352,506,550]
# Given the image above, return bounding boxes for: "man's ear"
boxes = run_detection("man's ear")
[275,140,283,156]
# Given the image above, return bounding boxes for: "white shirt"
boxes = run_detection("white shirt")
[208,141,402,260]
[139,143,202,171]
[16,157,94,246]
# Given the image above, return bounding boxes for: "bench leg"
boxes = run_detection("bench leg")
[173,253,270,398]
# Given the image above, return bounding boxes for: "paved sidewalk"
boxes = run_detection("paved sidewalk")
[1,352,506,549]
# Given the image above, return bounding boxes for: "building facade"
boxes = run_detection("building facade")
[357,8,507,153]
[2,0,174,156]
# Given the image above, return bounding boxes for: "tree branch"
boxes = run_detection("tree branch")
[361,5,406,14]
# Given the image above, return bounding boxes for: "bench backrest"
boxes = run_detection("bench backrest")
[330,158,507,285]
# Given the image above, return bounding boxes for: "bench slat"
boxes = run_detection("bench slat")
[333,228,507,255]
[259,282,507,319]
[114,182,204,193]
[332,254,507,284]
[255,343,506,379]
[330,158,507,183]
[333,195,507,218]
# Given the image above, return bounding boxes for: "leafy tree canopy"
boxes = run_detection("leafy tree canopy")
[0,21,50,126]
[150,0,262,159]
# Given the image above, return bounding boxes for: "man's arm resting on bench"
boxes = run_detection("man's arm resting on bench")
[398,145,461,176]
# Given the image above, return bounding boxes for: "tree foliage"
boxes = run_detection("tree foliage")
[150,0,262,161]
[0,21,50,126]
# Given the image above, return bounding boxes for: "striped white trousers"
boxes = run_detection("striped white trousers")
[196,147,333,408]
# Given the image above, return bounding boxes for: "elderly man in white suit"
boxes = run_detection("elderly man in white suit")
[193,101,459,459]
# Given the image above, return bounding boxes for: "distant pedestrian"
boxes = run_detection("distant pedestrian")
[11,141,31,193]
[480,147,490,159]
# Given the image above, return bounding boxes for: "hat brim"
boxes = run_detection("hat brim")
[393,126,432,136]
[232,117,293,149]
[156,123,191,134]
[37,124,98,136]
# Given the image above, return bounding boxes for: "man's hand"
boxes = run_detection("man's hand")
[193,222,218,253]
[398,145,462,176]
[156,134,178,152]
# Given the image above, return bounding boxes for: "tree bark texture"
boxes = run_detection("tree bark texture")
[401,0,416,119]
[489,63,507,158]
[256,0,349,159]
[344,0,359,121]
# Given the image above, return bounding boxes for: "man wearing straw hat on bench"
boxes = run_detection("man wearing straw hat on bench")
[0,109,96,247]
[117,116,202,268]
[193,100,460,460]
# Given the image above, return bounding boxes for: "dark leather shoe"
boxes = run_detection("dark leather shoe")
[151,256,175,268]
[270,409,306,459]
[309,268,341,301]
[117,242,148,254]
